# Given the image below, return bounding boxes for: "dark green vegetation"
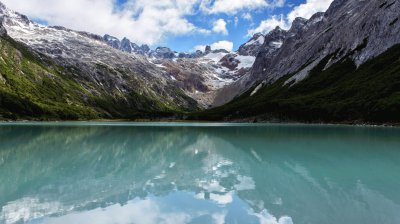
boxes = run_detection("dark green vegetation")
[0,33,195,120]
[192,44,400,124]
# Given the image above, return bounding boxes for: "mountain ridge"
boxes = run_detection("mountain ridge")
[1,0,400,123]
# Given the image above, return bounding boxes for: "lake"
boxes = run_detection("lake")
[0,122,400,224]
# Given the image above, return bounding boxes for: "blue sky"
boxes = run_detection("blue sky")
[3,0,333,52]
[167,0,301,52]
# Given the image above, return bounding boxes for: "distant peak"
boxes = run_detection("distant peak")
[293,17,308,24]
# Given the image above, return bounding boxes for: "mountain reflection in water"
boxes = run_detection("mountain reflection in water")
[0,123,400,224]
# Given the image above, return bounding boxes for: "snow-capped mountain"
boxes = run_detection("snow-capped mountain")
[0,1,258,109]
[100,33,258,107]
[147,46,256,107]
[0,1,199,115]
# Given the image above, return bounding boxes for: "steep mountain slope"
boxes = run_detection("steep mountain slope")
[238,33,265,56]
[0,3,200,120]
[0,29,198,120]
[216,0,400,106]
[191,43,400,123]
[192,0,400,123]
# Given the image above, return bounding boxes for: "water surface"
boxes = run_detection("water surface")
[1,122,400,224]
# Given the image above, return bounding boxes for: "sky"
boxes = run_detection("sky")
[2,0,334,52]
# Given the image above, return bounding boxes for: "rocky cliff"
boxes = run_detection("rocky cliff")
[214,0,400,106]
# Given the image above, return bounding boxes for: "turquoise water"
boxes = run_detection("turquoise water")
[0,122,400,224]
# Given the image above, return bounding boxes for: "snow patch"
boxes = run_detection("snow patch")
[236,55,256,69]
[251,83,264,96]
[204,52,228,63]
[270,41,283,48]
[245,35,265,46]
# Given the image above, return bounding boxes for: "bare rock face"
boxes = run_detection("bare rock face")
[238,33,265,56]
[103,35,150,56]
[205,45,212,54]
[215,0,400,106]
[219,54,240,70]
[104,34,120,49]
[259,27,288,56]
[149,47,176,59]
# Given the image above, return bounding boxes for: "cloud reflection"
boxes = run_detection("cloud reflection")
[1,124,400,223]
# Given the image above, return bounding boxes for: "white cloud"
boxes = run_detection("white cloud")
[242,12,253,21]
[234,17,239,27]
[212,19,228,35]
[1,0,208,46]
[200,0,284,14]
[247,15,287,36]
[287,0,333,22]
[247,0,333,36]
[211,40,234,51]
[194,40,234,52]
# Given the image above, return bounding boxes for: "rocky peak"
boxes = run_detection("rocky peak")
[104,34,121,49]
[324,0,348,18]
[103,35,150,55]
[0,1,7,15]
[150,47,176,59]
[138,44,150,55]
[258,26,287,56]
[238,33,265,56]
[205,45,212,54]
[178,50,203,59]
[288,17,308,37]
[120,37,133,53]
[308,12,325,24]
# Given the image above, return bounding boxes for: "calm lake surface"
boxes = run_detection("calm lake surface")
[0,122,400,224]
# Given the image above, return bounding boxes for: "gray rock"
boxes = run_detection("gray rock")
[150,47,176,59]
[103,34,121,49]
[215,0,400,106]
[238,33,265,56]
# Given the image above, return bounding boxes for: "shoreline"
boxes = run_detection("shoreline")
[0,117,399,128]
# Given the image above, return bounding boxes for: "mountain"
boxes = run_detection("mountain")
[0,2,198,120]
[0,1,259,119]
[216,1,400,104]
[1,0,399,123]
[100,34,257,107]
[193,0,400,124]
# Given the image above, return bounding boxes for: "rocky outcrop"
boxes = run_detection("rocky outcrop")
[104,34,120,49]
[103,35,150,55]
[149,47,176,59]
[219,54,240,70]
[238,33,265,56]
